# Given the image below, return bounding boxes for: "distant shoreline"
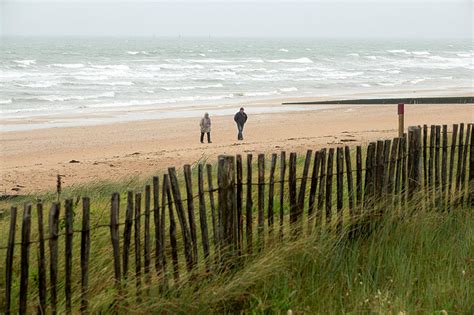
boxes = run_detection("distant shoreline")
[283,96,474,105]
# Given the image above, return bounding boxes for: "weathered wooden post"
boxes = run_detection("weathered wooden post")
[469,124,474,207]
[217,155,237,265]
[37,203,47,315]
[81,197,91,314]
[65,199,74,314]
[19,204,32,315]
[245,154,253,254]
[5,207,17,315]
[288,152,298,237]
[49,203,60,315]
[183,165,198,267]
[407,126,422,200]
[110,193,121,287]
[123,192,134,279]
[398,103,404,138]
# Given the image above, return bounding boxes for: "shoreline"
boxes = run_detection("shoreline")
[1,101,472,195]
[1,87,472,132]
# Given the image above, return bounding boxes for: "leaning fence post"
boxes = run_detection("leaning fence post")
[183,165,198,267]
[448,124,458,207]
[5,206,17,315]
[407,126,422,200]
[325,148,335,231]
[49,203,60,315]
[288,152,298,237]
[344,146,355,233]
[236,155,243,253]
[460,123,471,205]
[19,204,32,315]
[65,199,74,314]
[134,193,142,295]
[435,126,441,207]
[469,123,474,207]
[336,147,344,235]
[441,125,448,208]
[198,164,211,270]
[164,174,179,284]
[144,185,152,283]
[123,192,133,279]
[308,150,321,234]
[268,153,277,235]
[279,151,286,238]
[110,193,121,287]
[218,155,237,265]
[316,149,327,232]
[206,164,219,256]
[456,123,465,193]
[81,197,91,315]
[298,150,312,217]
[257,154,265,248]
[152,176,163,278]
[168,167,193,272]
[364,143,376,211]
[246,154,253,254]
[37,202,47,315]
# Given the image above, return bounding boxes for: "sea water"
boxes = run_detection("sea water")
[1,37,472,130]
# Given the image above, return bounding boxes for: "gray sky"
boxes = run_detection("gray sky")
[1,1,472,38]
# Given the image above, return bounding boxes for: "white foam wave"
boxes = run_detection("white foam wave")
[14,60,36,66]
[187,59,230,64]
[145,64,204,71]
[456,53,471,57]
[25,92,115,102]
[365,56,377,60]
[412,51,430,56]
[410,78,427,84]
[279,48,289,52]
[267,57,313,64]
[16,81,57,88]
[94,81,134,86]
[51,63,85,69]
[377,82,397,86]
[96,94,235,108]
[347,53,359,57]
[387,49,409,54]
[161,83,223,91]
[243,90,280,97]
[279,87,298,92]
[91,65,130,70]
[0,99,13,104]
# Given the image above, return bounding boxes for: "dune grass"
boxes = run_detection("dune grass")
[104,199,473,314]
[0,149,472,314]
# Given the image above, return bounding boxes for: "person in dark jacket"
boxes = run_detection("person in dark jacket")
[234,107,248,140]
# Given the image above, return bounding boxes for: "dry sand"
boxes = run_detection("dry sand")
[0,103,472,195]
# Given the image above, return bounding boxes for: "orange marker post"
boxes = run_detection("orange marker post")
[398,103,404,138]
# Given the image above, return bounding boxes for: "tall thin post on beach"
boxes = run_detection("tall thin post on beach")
[398,103,404,138]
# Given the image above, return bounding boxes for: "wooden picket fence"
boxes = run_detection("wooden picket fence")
[2,123,473,314]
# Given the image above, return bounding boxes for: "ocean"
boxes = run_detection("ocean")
[1,37,472,131]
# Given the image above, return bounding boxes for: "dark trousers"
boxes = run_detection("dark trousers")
[200,132,211,143]
[237,124,244,140]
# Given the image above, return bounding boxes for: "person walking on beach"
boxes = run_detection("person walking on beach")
[200,112,212,143]
[234,107,248,140]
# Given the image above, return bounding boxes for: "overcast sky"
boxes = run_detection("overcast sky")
[1,1,472,38]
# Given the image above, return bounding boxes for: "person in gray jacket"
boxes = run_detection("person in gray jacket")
[234,107,248,140]
[200,112,212,143]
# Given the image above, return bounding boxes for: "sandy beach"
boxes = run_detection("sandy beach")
[1,100,472,195]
